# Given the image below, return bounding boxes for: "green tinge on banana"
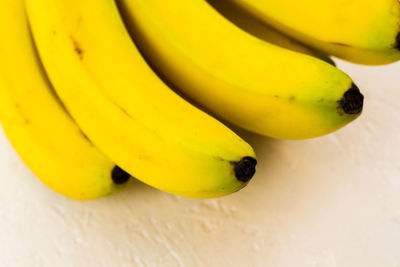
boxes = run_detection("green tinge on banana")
[0,0,131,200]
[225,0,400,65]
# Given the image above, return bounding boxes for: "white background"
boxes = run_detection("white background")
[1,60,400,267]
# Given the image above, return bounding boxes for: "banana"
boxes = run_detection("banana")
[117,0,364,140]
[0,0,131,200]
[25,0,257,198]
[208,0,335,66]
[222,0,400,65]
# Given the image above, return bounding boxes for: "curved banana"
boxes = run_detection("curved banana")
[223,0,400,65]
[0,0,131,200]
[208,0,335,66]
[25,0,257,198]
[117,0,364,140]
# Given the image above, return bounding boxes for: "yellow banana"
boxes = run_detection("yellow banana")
[25,0,257,198]
[0,0,131,200]
[208,0,335,66]
[223,0,400,65]
[117,0,364,140]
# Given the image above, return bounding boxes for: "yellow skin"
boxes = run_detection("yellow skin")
[208,0,335,66]
[0,0,130,200]
[25,0,256,198]
[118,0,363,140]
[227,0,400,65]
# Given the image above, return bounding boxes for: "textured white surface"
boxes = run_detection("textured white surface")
[1,60,400,267]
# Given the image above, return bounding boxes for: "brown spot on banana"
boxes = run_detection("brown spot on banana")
[71,37,84,59]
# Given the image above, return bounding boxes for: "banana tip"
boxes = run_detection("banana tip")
[339,84,364,115]
[396,32,400,50]
[112,166,131,184]
[234,157,257,182]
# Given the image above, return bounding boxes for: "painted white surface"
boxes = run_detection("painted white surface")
[1,60,400,267]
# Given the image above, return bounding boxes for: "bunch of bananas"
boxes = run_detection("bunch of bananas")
[1,0,397,200]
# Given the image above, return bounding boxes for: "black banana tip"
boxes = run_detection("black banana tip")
[395,32,400,50]
[339,84,364,115]
[112,166,131,184]
[234,157,257,182]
